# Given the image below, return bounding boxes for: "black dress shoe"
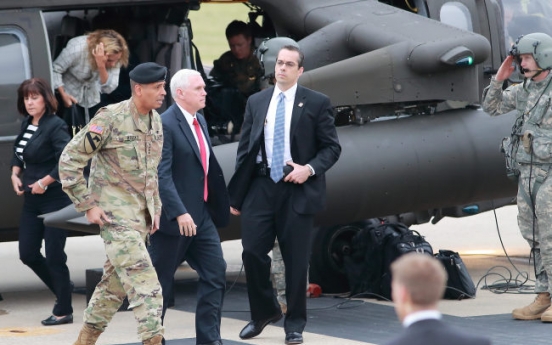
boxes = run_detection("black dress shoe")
[285,332,303,344]
[41,314,73,326]
[239,312,283,339]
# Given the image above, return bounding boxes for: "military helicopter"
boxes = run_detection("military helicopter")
[1,0,551,293]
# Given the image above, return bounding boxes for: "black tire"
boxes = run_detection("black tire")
[309,224,363,293]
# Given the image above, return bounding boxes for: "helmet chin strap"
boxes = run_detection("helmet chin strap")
[532,69,544,79]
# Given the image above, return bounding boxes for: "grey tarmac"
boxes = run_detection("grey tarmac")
[0,205,545,345]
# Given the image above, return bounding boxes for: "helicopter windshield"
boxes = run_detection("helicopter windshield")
[502,0,552,50]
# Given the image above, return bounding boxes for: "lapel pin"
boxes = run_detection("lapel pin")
[298,102,304,108]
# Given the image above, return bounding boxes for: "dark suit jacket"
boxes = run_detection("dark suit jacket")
[12,114,70,192]
[384,319,491,345]
[228,85,341,214]
[158,104,230,235]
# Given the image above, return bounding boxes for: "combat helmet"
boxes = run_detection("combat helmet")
[255,37,300,79]
[510,32,552,70]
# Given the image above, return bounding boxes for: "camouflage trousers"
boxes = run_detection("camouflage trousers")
[517,165,552,293]
[83,223,164,341]
[271,240,309,305]
[271,240,287,305]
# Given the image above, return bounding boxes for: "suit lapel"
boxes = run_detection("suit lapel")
[290,85,307,142]
[174,105,201,163]
[250,89,273,152]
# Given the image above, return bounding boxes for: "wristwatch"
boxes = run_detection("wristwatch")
[37,179,48,190]
[307,164,315,176]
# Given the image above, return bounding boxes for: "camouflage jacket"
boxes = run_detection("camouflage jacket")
[482,73,552,165]
[210,51,262,96]
[59,98,163,230]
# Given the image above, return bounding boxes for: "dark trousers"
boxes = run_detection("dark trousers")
[18,186,73,316]
[149,206,227,344]
[241,177,314,334]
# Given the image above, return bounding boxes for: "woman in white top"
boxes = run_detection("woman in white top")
[53,29,129,133]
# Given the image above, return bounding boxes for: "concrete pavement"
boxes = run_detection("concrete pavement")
[0,205,545,344]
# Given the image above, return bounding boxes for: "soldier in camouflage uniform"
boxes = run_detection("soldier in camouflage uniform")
[272,240,287,313]
[482,33,552,322]
[59,62,168,345]
[272,241,311,315]
[209,20,263,138]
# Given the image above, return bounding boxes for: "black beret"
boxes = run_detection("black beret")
[129,62,167,84]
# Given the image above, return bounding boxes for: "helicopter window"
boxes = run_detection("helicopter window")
[439,2,473,31]
[0,29,30,85]
[0,28,31,137]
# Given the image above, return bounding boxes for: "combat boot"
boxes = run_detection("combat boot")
[541,305,552,322]
[143,334,163,345]
[73,323,102,345]
[512,292,551,320]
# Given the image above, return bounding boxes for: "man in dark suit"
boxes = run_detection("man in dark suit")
[148,68,230,345]
[384,253,491,345]
[228,45,341,345]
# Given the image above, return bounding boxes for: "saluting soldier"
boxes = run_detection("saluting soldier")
[59,62,167,345]
[483,33,552,322]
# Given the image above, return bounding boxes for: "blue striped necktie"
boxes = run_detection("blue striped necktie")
[270,93,286,182]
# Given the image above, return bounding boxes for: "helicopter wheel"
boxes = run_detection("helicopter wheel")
[308,224,362,294]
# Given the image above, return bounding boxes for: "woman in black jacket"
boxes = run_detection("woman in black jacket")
[10,78,74,326]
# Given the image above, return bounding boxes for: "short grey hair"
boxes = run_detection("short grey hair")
[170,69,201,99]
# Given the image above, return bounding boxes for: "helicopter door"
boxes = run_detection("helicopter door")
[0,9,50,235]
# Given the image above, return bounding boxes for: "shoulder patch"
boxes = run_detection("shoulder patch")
[89,124,104,135]
[84,132,102,154]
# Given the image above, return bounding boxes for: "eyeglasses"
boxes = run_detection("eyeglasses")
[276,60,297,68]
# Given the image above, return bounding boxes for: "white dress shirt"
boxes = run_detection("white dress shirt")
[259,83,297,167]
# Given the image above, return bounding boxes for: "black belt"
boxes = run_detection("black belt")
[255,163,271,177]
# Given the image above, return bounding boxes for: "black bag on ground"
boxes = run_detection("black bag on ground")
[379,225,433,300]
[435,249,476,300]
[343,220,392,298]
[344,221,433,300]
